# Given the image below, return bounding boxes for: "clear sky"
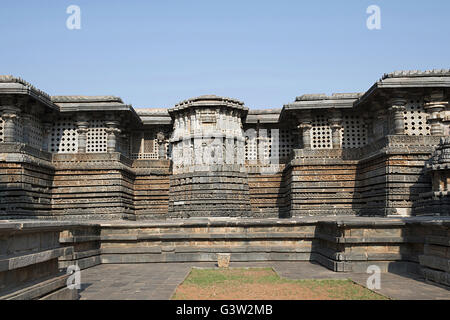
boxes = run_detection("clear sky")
[1,0,449,109]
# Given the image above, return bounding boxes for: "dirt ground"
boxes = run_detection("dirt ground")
[172,268,387,300]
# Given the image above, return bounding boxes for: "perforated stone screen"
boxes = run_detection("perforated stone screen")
[15,117,24,144]
[86,120,107,153]
[117,134,130,157]
[258,129,273,161]
[279,128,294,158]
[341,115,368,149]
[130,130,168,160]
[311,115,332,149]
[49,118,78,153]
[404,99,431,136]
[0,116,3,142]
[245,128,257,160]
[25,115,44,150]
[130,131,142,158]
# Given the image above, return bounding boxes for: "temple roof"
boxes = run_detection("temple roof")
[136,108,172,125]
[168,95,248,116]
[245,109,281,124]
[51,96,124,103]
[1,69,449,127]
[283,93,361,111]
[0,75,58,111]
[382,69,450,79]
[295,93,364,102]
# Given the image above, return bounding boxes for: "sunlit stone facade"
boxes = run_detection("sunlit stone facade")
[0,70,449,220]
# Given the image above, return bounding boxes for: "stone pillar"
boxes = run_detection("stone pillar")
[363,114,374,143]
[157,131,167,159]
[329,109,342,149]
[22,113,33,145]
[425,90,448,136]
[105,121,121,153]
[389,97,407,135]
[2,104,20,143]
[42,122,52,152]
[298,111,312,149]
[76,120,89,153]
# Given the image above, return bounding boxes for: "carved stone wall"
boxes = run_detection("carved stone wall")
[49,117,78,153]
[0,71,449,219]
[167,96,251,217]
[0,116,3,142]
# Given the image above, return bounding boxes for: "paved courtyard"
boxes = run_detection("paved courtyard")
[78,262,450,300]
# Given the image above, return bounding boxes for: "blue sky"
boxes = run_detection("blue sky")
[0,0,449,109]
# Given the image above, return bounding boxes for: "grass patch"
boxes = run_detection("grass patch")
[172,268,388,300]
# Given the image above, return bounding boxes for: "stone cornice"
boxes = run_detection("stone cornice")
[51,96,124,103]
[282,93,362,114]
[356,70,450,108]
[382,69,450,79]
[0,75,59,112]
[168,95,248,118]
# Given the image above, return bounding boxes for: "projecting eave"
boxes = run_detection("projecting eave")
[279,97,360,122]
[52,96,143,126]
[0,76,59,112]
[283,98,357,110]
[355,70,450,108]
[168,95,249,120]
[282,92,363,112]
[245,109,281,124]
[136,108,172,125]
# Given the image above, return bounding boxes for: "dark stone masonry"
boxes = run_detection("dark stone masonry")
[0,70,449,299]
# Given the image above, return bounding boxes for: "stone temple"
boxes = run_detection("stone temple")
[0,70,449,299]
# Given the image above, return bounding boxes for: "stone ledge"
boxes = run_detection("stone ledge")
[99,232,315,241]
[0,247,73,272]
[0,273,76,300]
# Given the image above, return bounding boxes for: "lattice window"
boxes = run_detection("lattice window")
[279,128,294,158]
[141,131,159,159]
[166,142,172,160]
[117,134,130,157]
[130,131,142,159]
[404,99,431,136]
[311,115,332,149]
[49,118,78,153]
[25,115,44,150]
[15,117,24,143]
[130,130,165,160]
[0,116,3,142]
[341,115,368,149]
[244,128,257,160]
[259,129,273,160]
[87,120,107,153]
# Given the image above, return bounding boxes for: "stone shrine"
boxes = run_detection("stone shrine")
[1,70,449,299]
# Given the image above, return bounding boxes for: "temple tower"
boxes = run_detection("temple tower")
[167,95,251,217]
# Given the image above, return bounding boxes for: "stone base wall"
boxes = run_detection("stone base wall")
[247,165,288,218]
[0,221,78,300]
[419,222,450,287]
[133,160,171,219]
[51,154,136,220]
[93,217,449,282]
[99,220,316,264]
[0,144,54,219]
[0,136,446,220]
[358,136,439,216]
[288,151,360,216]
[414,193,450,216]
[59,225,101,270]
[314,220,425,273]
[1,217,448,300]
[168,169,251,218]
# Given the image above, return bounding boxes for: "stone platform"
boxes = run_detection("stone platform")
[1,216,449,299]
[78,262,450,300]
